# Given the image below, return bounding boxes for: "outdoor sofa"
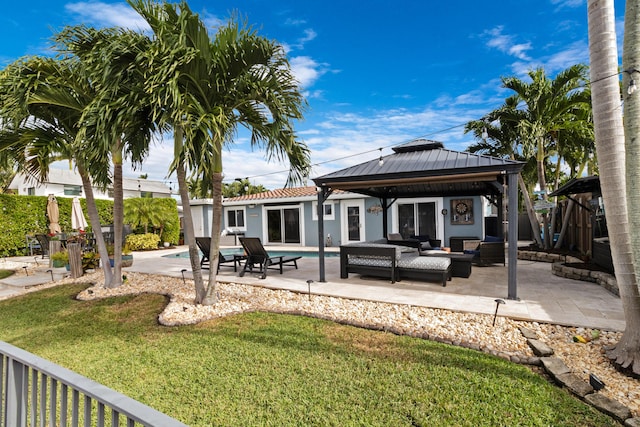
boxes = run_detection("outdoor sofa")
[340,242,452,286]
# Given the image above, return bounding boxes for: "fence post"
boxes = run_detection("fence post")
[6,358,27,427]
[67,243,83,279]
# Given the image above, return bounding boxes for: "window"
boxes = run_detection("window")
[226,208,245,229]
[140,191,153,198]
[312,201,335,221]
[27,187,36,196]
[63,185,82,196]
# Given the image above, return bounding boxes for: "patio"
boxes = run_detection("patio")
[128,246,624,331]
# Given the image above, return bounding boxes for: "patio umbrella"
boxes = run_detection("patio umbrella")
[71,197,88,231]
[47,194,62,234]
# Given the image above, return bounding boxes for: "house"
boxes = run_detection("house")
[9,168,172,199]
[189,186,496,248]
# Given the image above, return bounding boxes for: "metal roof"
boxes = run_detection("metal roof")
[548,176,601,197]
[313,139,524,198]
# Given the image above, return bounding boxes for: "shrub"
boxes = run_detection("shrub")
[125,233,160,251]
[0,194,113,256]
[50,250,69,263]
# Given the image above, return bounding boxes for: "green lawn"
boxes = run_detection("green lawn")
[0,269,14,279]
[0,284,616,427]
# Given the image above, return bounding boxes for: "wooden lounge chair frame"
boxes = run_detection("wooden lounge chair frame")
[238,237,301,279]
[195,237,242,272]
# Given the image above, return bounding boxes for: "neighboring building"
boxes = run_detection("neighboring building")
[189,186,495,248]
[9,168,172,199]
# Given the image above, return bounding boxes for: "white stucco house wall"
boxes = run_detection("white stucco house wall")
[9,168,172,199]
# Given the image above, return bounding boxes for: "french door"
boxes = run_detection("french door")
[341,200,365,243]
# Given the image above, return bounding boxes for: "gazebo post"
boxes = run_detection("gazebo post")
[317,186,332,282]
[381,198,388,238]
[507,171,519,300]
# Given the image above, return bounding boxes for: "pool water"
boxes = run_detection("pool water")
[164,249,339,259]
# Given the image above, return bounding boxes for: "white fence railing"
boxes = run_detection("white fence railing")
[1,341,188,427]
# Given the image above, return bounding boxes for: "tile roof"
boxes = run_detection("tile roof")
[225,186,345,202]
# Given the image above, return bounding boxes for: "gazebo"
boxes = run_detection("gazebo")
[312,140,525,299]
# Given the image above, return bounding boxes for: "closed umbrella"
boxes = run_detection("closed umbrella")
[47,194,61,234]
[71,197,88,231]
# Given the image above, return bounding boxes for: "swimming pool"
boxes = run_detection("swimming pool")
[163,249,340,259]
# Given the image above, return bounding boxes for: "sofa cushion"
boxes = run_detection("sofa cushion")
[344,242,403,261]
[483,235,503,243]
[398,254,450,271]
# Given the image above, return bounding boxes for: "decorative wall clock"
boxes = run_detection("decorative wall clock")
[451,199,474,225]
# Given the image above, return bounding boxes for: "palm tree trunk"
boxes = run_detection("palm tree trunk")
[519,173,542,246]
[554,199,574,250]
[77,163,113,284]
[204,168,224,306]
[174,128,206,303]
[588,0,640,376]
[536,137,551,249]
[109,144,124,288]
[618,0,640,376]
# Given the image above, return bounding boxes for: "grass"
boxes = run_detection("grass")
[0,269,14,279]
[0,284,617,427]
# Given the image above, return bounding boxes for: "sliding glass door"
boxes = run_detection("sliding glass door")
[266,207,301,244]
[396,199,438,239]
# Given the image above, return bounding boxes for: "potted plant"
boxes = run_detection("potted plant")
[51,250,69,268]
[122,245,134,268]
[82,252,100,271]
[104,244,133,268]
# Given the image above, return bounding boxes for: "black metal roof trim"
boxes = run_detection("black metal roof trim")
[549,176,601,197]
[392,139,444,153]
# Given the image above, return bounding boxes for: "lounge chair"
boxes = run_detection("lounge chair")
[34,234,51,259]
[195,237,241,272]
[238,237,301,279]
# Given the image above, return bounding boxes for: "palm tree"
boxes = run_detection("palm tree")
[504,66,590,248]
[124,197,174,237]
[130,0,311,305]
[477,65,590,248]
[465,103,543,245]
[54,25,157,287]
[587,0,640,376]
[0,56,115,284]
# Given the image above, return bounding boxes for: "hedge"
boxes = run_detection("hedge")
[0,194,113,257]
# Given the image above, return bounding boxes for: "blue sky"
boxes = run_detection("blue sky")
[1,0,626,189]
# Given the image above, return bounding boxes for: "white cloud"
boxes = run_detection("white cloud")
[484,26,532,60]
[549,0,584,9]
[290,56,329,89]
[65,2,150,31]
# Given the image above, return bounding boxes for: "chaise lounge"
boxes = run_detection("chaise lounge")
[340,243,452,286]
[238,237,301,279]
[195,237,245,272]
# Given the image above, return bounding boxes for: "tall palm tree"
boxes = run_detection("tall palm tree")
[54,25,158,287]
[0,56,115,283]
[588,0,640,376]
[465,104,543,245]
[482,65,590,248]
[130,0,310,305]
